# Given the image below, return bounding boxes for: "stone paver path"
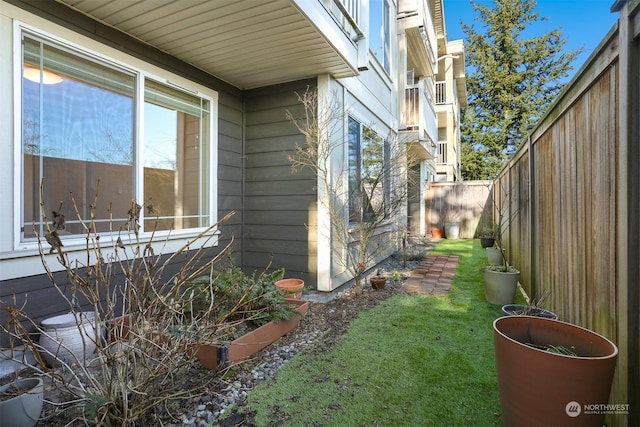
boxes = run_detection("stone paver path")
[404,255,459,295]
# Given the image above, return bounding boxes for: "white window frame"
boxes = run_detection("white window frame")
[5,22,219,279]
[347,115,390,224]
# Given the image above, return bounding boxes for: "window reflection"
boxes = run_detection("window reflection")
[21,35,212,241]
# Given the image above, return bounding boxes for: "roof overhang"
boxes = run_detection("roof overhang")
[38,0,362,90]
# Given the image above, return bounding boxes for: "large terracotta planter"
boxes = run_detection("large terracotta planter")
[275,279,305,299]
[483,269,519,305]
[430,228,443,239]
[493,316,618,426]
[196,298,310,368]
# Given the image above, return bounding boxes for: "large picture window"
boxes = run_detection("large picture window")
[21,32,214,242]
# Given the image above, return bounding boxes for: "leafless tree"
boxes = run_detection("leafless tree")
[287,88,419,294]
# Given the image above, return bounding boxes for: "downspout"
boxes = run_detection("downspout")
[241,92,246,268]
[528,134,535,297]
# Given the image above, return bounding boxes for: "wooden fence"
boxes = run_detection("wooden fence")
[424,181,492,238]
[426,17,638,425]
[502,26,628,423]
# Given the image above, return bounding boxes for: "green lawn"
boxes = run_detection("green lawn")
[234,239,514,426]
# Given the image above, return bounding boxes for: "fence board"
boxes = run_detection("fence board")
[574,95,590,327]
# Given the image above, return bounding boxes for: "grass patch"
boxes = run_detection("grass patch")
[236,240,509,426]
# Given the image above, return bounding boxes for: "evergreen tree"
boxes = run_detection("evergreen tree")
[460,0,580,180]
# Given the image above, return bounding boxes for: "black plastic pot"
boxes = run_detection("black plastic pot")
[480,236,495,248]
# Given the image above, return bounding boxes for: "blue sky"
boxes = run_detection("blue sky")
[443,0,619,80]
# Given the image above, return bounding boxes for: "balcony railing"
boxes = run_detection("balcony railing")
[402,78,435,122]
[435,81,446,104]
[328,0,363,40]
[401,79,437,146]
[338,0,359,21]
[398,0,437,64]
[403,84,421,128]
[437,142,447,163]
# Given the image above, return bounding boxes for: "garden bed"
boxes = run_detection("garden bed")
[110,298,309,370]
[196,298,310,369]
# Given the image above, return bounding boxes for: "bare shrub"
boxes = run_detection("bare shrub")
[1,180,293,425]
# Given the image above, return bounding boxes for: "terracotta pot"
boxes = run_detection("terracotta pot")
[275,278,305,299]
[370,276,387,290]
[493,316,618,426]
[483,269,519,305]
[430,228,443,239]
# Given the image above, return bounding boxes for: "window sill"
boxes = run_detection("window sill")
[0,228,221,281]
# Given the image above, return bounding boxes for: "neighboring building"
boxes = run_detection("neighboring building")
[0,0,465,327]
[398,1,467,235]
[435,39,467,182]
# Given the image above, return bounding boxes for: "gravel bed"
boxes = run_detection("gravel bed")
[158,254,426,426]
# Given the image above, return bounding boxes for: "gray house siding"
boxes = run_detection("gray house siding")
[0,2,244,345]
[218,94,245,253]
[243,79,318,288]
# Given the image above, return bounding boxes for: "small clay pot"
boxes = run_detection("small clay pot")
[370,276,387,290]
[275,279,304,298]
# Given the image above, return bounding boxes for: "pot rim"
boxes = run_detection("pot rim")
[41,311,96,328]
[493,315,618,360]
[502,304,559,320]
[483,268,520,275]
[0,377,43,395]
[275,279,304,286]
[501,304,558,319]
